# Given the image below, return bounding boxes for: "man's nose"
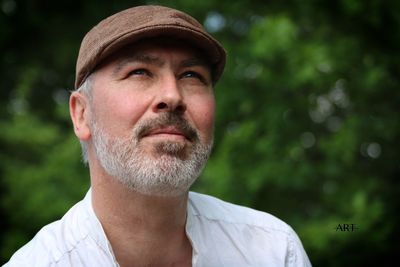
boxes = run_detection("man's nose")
[152,76,187,114]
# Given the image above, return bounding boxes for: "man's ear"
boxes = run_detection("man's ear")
[69,92,91,141]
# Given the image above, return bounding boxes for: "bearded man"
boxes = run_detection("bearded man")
[5,5,311,267]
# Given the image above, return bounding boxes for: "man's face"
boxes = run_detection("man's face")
[86,39,215,196]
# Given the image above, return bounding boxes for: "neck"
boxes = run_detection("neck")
[90,165,192,267]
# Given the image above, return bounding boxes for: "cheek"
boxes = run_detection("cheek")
[188,95,215,142]
[92,89,151,132]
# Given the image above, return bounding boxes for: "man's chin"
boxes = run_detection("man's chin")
[129,183,192,198]
[153,141,190,158]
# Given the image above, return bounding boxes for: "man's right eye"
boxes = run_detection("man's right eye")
[127,69,150,76]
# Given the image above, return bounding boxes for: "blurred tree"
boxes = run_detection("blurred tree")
[0,0,399,266]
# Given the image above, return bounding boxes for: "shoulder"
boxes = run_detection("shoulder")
[188,192,312,266]
[188,191,292,233]
[4,200,90,267]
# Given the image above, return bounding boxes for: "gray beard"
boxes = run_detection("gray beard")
[90,114,212,197]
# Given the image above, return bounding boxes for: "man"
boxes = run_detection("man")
[5,5,311,267]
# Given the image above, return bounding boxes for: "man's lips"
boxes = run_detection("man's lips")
[143,127,190,140]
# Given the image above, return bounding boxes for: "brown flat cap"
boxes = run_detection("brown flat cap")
[75,5,226,89]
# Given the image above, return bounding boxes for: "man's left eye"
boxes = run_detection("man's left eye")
[181,71,203,81]
[182,71,201,78]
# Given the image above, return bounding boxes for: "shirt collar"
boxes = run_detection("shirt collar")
[83,188,120,265]
[186,195,198,264]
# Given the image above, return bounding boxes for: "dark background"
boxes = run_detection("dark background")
[1,0,399,266]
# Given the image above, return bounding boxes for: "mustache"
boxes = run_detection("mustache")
[136,113,199,142]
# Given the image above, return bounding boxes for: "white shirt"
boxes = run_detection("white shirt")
[4,190,311,267]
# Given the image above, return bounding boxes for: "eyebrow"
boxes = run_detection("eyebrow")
[179,58,210,69]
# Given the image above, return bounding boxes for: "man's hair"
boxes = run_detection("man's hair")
[75,75,93,164]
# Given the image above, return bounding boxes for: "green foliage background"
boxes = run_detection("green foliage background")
[1,0,399,266]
